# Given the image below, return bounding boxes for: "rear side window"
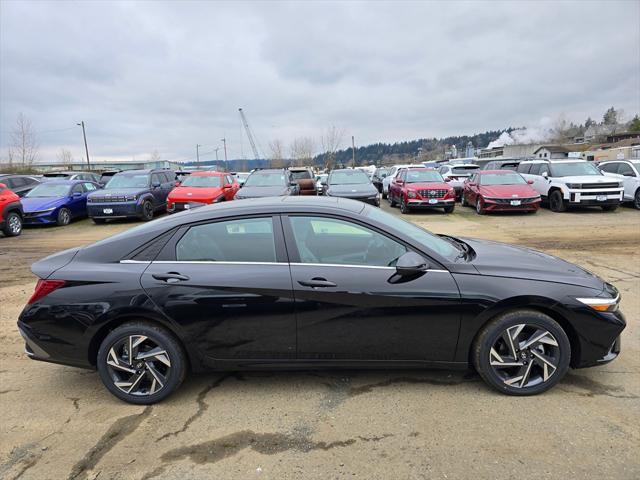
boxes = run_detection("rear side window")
[599,163,619,174]
[176,217,277,263]
[71,184,84,194]
[151,173,162,185]
[617,163,635,176]
[517,164,531,174]
[10,177,26,187]
[84,182,98,191]
[528,164,542,175]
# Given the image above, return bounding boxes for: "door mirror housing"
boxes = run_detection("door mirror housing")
[541,171,549,178]
[527,179,534,184]
[223,183,232,189]
[152,181,161,188]
[72,192,83,197]
[444,177,451,182]
[395,252,429,276]
[396,179,404,185]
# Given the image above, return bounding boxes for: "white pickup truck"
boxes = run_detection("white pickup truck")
[516,160,623,212]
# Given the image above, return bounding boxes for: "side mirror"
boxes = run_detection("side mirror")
[527,179,534,184]
[395,252,429,276]
[224,183,232,189]
[541,171,548,178]
[73,192,82,197]
[175,181,181,187]
[152,182,161,188]
[396,179,404,185]
[444,177,451,182]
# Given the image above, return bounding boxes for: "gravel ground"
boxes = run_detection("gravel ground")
[1,204,638,480]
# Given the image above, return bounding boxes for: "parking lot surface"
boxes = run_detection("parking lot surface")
[1,205,639,480]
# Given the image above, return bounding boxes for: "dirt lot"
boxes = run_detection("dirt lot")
[1,205,639,480]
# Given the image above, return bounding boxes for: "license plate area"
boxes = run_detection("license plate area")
[596,195,607,201]
[103,208,113,214]
[510,200,521,206]
[428,199,438,204]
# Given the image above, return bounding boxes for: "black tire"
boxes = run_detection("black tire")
[388,192,397,207]
[549,190,566,212]
[461,192,468,207]
[2,211,22,237]
[475,196,485,215]
[601,204,618,212]
[92,218,107,224]
[472,310,571,396]
[634,189,640,210]
[141,200,154,221]
[97,322,187,405]
[57,207,71,226]
[443,205,455,214]
[400,197,410,214]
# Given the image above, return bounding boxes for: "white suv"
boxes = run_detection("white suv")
[382,164,422,198]
[598,159,640,209]
[517,160,623,212]
[438,164,479,200]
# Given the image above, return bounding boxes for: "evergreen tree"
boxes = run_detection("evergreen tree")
[603,107,618,125]
[629,115,640,132]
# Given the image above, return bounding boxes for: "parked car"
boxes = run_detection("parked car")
[325,168,379,205]
[372,167,389,193]
[21,180,100,226]
[461,170,540,215]
[42,171,101,183]
[18,197,625,404]
[438,163,479,200]
[234,169,299,199]
[167,171,238,213]
[0,174,41,197]
[482,159,521,171]
[517,160,623,212]
[382,164,422,198]
[87,169,176,223]
[598,159,640,209]
[98,170,121,187]
[233,172,250,186]
[0,182,23,237]
[315,174,328,195]
[289,167,317,195]
[388,167,455,214]
[175,170,192,183]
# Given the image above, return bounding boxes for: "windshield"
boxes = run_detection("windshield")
[329,170,370,185]
[106,174,149,189]
[406,170,443,183]
[480,172,527,185]
[25,183,70,197]
[290,171,312,180]
[452,166,478,175]
[365,207,458,260]
[244,172,286,187]
[43,173,71,178]
[549,162,601,177]
[180,175,222,188]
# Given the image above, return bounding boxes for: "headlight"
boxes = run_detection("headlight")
[125,194,138,201]
[407,191,417,198]
[566,183,581,189]
[576,296,620,312]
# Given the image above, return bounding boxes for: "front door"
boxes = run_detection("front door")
[140,215,296,361]
[283,215,461,362]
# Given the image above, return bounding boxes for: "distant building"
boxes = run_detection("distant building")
[503,144,544,158]
[25,159,184,173]
[465,141,475,158]
[533,144,593,160]
[478,146,504,158]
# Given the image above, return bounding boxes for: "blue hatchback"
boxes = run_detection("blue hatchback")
[21,180,101,226]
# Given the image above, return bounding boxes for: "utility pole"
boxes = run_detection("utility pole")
[77,121,91,170]
[196,144,201,167]
[221,138,228,172]
[351,135,356,167]
[215,147,220,162]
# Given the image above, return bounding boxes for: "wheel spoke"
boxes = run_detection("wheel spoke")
[146,363,166,388]
[126,372,145,394]
[501,331,518,359]
[518,361,534,387]
[136,347,171,367]
[520,329,551,350]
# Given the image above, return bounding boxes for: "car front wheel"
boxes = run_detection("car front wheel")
[472,310,571,396]
[97,322,187,404]
[3,212,22,236]
[57,207,71,226]
[549,190,566,212]
[400,197,410,214]
[141,201,154,221]
[475,196,485,215]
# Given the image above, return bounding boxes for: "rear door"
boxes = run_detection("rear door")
[283,214,461,361]
[140,215,297,361]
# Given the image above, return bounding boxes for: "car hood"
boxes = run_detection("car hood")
[21,196,66,212]
[461,237,604,290]
[327,184,378,197]
[169,187,223,201]
[553,175,618,184]
[90,187,148,197]
[405,182,449,190]
[478,184,539,198]
[237,185,288,198]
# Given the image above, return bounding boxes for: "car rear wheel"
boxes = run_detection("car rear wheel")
[475,196,485,215]
[461,192,468,206]
[472,310,570,396]
[3,212,22,236]
[549,190,566,212]
[97,322,187,404]
[400,197,410,214]
[388,192,397,207]
[141,201,154,221]
[57,208,71,226]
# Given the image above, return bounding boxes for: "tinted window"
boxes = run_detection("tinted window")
[10,177,26,187]
[517,163,531,174]
[618,163,635,176]
[528,163,542,175]
[151,173,162,185]
[71,184,84,194]
[25,177,39,185]
[290,170,312,180]
[3,178,16,188]
[599,163,619,173]
[163,172,175,183]
[176,217,276,262]
[290,216,407,267]
[84,182,98,191]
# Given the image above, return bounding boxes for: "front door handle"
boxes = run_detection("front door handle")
[152,272,190,283]
[298,277,337,288]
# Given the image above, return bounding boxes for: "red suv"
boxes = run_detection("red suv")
[0,182,23,237]
[388,168,456,214]
[167,171,239,213]
[462,170,541,214]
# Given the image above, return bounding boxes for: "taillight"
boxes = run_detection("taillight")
[27,279,66,305]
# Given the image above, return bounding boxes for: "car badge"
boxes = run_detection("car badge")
[352,189,357,192]
[512,194,518,197]
[187,192,192,196]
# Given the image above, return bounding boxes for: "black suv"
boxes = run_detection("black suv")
[86,169,176,223]
[0,174,41,197]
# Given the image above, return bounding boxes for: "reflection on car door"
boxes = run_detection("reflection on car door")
[140,215,297,362]
[283,215,461,362]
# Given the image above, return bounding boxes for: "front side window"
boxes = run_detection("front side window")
[617,163,635,176]
[106,174,150,189]
[71,184,84,194]
[290,216,407,267]
[176,217,276,262]
[84,182,98,191]
[528,163,542,176]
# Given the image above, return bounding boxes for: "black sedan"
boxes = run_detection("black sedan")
[234,169,299,199]
[325,169,380,206]
[18,197,624,404]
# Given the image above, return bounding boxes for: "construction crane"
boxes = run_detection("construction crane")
[238,108,261,160]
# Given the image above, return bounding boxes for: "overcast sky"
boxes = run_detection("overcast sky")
[1,0,638,163]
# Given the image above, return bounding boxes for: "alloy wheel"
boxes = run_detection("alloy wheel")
[105,335,171,396]
[59,208,71,225]
[8,214,22,235]
[489,324,560,389]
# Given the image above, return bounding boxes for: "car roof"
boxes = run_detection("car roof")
[115,169,153,175]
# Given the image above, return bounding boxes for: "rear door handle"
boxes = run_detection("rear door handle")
[152,272,190,283]
[298,278,337,288]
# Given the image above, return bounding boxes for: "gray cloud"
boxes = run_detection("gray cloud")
[1,0,638,163]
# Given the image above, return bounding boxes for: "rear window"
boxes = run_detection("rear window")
[290,170,312,180]
[452,166,478,175]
